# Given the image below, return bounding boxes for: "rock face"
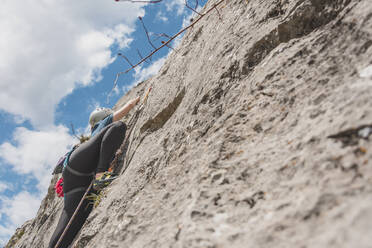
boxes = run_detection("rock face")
[7,0,372,247]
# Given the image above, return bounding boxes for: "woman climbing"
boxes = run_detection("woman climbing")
[48,96,140,248]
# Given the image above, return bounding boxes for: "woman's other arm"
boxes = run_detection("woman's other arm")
[112,97,140,122]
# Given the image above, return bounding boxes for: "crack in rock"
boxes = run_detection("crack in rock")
[240,0,352,76]
[140,88,185,134]
[328,124,372,147]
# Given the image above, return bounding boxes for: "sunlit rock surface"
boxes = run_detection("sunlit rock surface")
[7,0,372,247]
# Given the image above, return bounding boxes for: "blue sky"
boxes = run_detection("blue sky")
[0,0,205,245]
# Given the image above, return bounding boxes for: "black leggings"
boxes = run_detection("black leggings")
[48,121,126,248]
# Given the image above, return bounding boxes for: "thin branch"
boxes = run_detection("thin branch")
[137,49,150,64]
[161,40,175,50]
[118,53,134,67]
[70,123,90,143]
[70,123,79,139]
[138,16,157,50]
[111,0,226,91]
[153,33,172,41]
[215,6,223,21]
[194,0,199,10]
[154,33,175,50]
[185,0,203,17]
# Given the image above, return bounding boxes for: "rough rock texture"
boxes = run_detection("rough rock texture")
[5,175,63,248]
[7,0,372,247]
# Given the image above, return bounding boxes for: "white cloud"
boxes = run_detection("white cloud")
[0,191,42,247]
[181,4,202,29]
[121,56,167,94]
[165,0,186,15]
[121,57,164,94]
[172,33,185,50]
[0,182,10,193]
[0,0,145,128]
[0,191,41,227]
[0,126,76,192]
[0,225,15,248]
[0,125,76,245]
[133,57,167,83]
[156,11,169,22]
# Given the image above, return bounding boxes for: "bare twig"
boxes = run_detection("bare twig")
[215,6,223,21]
[70,123,79,139]
[118,53,134,67]
[111,0,226,92]
[137,49,150,64]
[154,33,175,51]
[185,0,203,17]
[70,123,90,143]
[161,40,175,50]
[138,16,157,50]
[153,33,172,41]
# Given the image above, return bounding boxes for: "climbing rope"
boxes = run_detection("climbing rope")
[54,181,93,248]
[54,86,152,248]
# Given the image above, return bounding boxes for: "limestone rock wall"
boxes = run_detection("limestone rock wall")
[7,0,372,247]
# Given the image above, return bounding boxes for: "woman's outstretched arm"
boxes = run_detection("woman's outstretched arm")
[112,97,140,122]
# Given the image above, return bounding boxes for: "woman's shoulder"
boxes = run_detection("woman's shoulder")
[91,114,114,136]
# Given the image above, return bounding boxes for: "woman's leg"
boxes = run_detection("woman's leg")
[48,209,69,248]
[48,189,93,248]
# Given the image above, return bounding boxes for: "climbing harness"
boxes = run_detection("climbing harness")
[54,86,152,248]
[93,171,118,191]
